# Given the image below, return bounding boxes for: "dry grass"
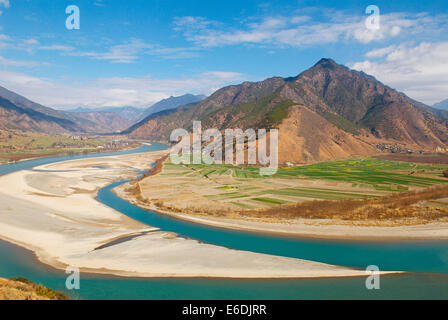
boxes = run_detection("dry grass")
[125,154,169,202]
[133,182,448,224]
[0,277,68,300]
[244,184,448,222]
[139,154,169,180]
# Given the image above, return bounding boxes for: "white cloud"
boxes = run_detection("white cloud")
[39,44,75,51]
[0,33,200,64]
[145,46,200,60]
[0,55,42,67]
[390,26,401,37]
[65,38,202,63]
[173,16,221,32]
[0,70,247,109]
[23,39,39,45]
[67,38,153,63]
[365,45,396,58]
[350,41,448,105]
[0,0,9,8]
[0,0,8,14]
[173,11,448,48]
[12,38,75,54]
[93,0,105,7]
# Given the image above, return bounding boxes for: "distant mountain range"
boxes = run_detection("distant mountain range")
[126,58,448,164]
[66,106,145,132]
[0,85,140,133]
[0,87,207,134]
[139,94,206,120]
[67,106,145,121]
[67,94,206,121]
[429,99,448,121]
[0,86,95,133]
[65,94,206,132]
[434,99,448,111]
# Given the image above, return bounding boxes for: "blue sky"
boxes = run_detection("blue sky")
[0,0,447,109]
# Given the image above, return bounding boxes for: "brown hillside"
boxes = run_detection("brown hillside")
[278,105,375,164]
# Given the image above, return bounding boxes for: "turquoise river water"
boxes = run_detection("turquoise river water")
[0,143,447,299]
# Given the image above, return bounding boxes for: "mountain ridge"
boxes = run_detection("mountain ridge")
[0,85,90,133]
[126,58,448,164]
[434,99,448,111]
[139,93,206,120]
[0,87,207,134]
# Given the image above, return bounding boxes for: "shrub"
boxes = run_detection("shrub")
[10,277,68,300]
[10,277,33,285]
[35,284,68,300]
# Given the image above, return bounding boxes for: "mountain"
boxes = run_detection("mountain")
[139,94,206,120]
[67,106,146,132]
[0,86,92,133]
[67,106,144,122]
[69,111,134,133]
[126,58,448,164]
[434,99,448,110]
[0,85,144,134]
[65,95,207,132]
[124,77,286,138]
[434,99,448,111]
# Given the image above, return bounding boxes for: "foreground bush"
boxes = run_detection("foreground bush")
[4,277,68,300]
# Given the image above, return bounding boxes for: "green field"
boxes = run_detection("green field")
[159,158,448,209]
[0,131,109,161]
[166,158,448,190]
[273,158,447,191]
[0,133,106,150]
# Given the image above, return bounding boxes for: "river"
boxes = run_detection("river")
[0,143,447,299]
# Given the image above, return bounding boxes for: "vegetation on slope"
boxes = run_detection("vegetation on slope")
[318,110,363,135]
[265,99,296,127]
[202,93,295,130]
[0,277,68,300]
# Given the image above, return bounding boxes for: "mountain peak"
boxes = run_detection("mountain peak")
[289,58,343,80]
[314,58,338,68]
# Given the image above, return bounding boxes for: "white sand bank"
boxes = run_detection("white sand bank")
[0,151,394,278]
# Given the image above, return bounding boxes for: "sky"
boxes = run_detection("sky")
[0,0,447,109]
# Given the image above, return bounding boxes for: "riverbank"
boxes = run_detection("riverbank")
[0,143,141,163]
[0,148,377,279]
[116,156,448,241]
[0,131,142,163]
[117,189,448,240]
